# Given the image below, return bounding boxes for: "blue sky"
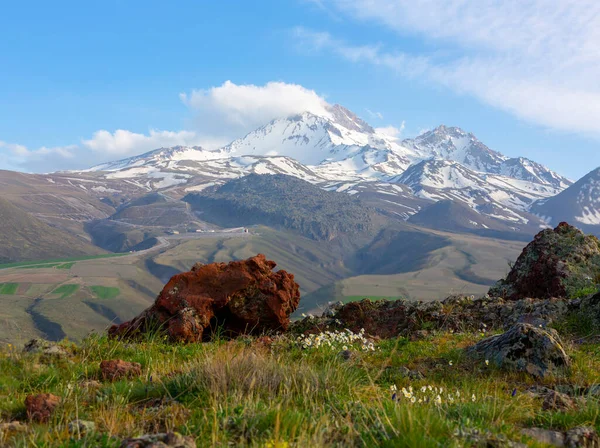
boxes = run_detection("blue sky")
[0,0,598,179]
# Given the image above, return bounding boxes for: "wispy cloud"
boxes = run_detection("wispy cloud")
[296,0,600,137]
[366,108,384,120]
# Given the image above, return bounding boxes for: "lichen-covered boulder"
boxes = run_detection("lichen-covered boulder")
[109,254,300,342]
[466,323,570,378]
[489,222,600,300]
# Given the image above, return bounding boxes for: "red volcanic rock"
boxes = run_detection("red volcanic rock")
[109,254,300,342]
[100,359,142,381]
[25,393,61,422]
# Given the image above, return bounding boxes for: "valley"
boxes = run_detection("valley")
[0,103,598,346]
[0,224,523,344]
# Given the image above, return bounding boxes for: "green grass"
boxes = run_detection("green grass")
[90,286,121,300]
[51,284,80,299]
[1,328,599,447]
[0,283,18,294]
[18,263,63,270]
[0,253,128,270]
[55,262,76,270]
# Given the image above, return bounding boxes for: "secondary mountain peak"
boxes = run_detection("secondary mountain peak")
[531,166,600,231]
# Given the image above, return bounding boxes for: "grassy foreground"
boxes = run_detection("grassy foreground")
[1,328,599,447]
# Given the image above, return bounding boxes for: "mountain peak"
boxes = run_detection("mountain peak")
[326,104,375,134]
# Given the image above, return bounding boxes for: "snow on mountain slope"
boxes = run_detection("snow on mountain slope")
[87,146,230,172]
[224,105,416,168]
[531,167,600,233]
[72,104,574,234]
[395,159,557,227]
[400,126,571,189]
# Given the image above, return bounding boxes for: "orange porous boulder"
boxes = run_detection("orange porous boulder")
[109,254,300,342]
[25,393,61,422]
[100,359,142,381]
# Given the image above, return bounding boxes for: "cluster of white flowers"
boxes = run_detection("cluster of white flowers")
[296,328,375,352]
[390,384,476,405]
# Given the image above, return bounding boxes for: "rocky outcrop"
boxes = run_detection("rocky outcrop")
[25,393,61,423]
[109,254,300,343]
[100,359,142,381]
[466,323,571,378]
[292,295,574,339]
[522,426,599,447]
[489,222,600,300]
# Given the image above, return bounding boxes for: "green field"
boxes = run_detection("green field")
[0,283,18,295]
[18,263,63,270]
[52,284,80,299]
[0,253,128,270]
[90,286,121,300]
[55,262,76,270]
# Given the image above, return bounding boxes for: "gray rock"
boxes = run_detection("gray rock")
[120,432,195,448]
[542,390,576,411]
[456,427,526,447]
[522,428,566,446]
[68,420,96,435]
[22,339,69,358]
[466,323,570,378]
[322,301,344,318]
[565,426,599,448]
[521,426,599,447]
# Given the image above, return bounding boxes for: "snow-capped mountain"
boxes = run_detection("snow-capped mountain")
[76,104,574,235]
[223,104,416,169]
[394,159,556,227]
[531,167,600,234]
[402,126,572,190]
[87,146,230,172]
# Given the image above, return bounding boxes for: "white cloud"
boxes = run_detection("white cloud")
[0,140,76,160]
[0,129,227,173]
[180,80,333,138]
[375,122,405,139]
[82,129,212,155]
[2,79,401,172]
[297,1,600,137]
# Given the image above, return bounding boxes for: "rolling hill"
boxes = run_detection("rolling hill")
[0,197,104,263]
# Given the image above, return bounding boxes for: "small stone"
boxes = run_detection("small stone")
[339,350,352,360]
[80,379,102,389]
[565,426,599,448]
[68,419,96,435]
[25,393,61,423]
[395,366,425,380]
[100,359,142,381]
[120,431,195,448]
[521,428,566,447]
[0,421,28,436]
[543,390,576,411]
[410,330,430,341]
